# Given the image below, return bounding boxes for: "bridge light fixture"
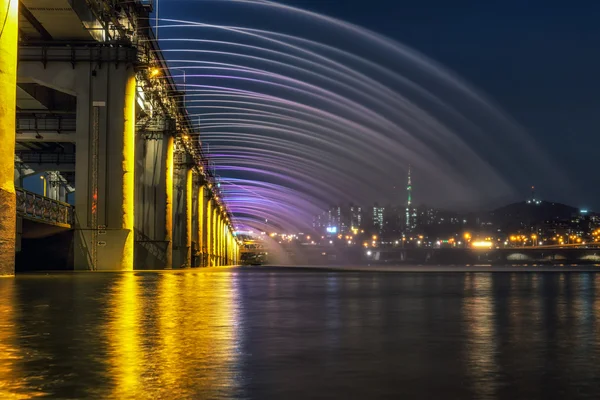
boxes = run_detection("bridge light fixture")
[149,67,161,78]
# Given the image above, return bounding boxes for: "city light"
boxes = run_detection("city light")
[472,241,493,249]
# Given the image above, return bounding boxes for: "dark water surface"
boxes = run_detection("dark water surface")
[2,268,600,399]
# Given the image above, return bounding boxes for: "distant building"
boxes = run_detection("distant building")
[373,204,385,233]
[350,204,362,231]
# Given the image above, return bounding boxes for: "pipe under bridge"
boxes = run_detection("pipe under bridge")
[0,0,240,274]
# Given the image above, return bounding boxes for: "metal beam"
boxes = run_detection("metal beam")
[16,151,75,165]
[16,131,75,142]
[16,113,76,136]
[19,44,137,64]
[19,2,53,41]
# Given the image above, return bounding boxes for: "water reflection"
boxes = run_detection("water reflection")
[0,280,37,399]
[104,272,241,399]
[3,271,600,399]
[107,272,142,398]
[462,274,498,399]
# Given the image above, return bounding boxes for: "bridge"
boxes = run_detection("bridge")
[367,246,600,265]
[0,0,239,274]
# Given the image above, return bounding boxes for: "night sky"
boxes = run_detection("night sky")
[295,0,600,207]
[161,0,600,221]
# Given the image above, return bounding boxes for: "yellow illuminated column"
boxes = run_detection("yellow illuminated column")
[227,231,232,265]
[121,73,136,270]
[185,168,192,268]
[206,199,212,266]
[227,230,232,265]
[164,136,174,269]
[212,207,218,266]
[197,185,204,267]
[221,217,226,264]
[221,219,226,264]
[224,224,228,264]
[215,212,222,265]
[0,0,18,276]
[217,216,225,265]
[224,223,228,264]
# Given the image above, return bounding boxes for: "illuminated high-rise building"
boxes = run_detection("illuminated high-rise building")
[373,204,385,233]
[406,165,413,232]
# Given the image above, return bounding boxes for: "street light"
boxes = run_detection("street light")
[40,175,47,197]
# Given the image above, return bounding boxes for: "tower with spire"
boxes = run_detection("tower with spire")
[406,165,412,232]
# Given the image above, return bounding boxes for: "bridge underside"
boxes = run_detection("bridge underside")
[0,0,240,274]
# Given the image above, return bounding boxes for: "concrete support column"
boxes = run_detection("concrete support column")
[221,218,226,264]
[73,63,136,270]
[191,174,199,267]
[206,198,212,266]
[165,136,174,268]
[47,172,61,200]
[185,168,193,267]
[212,204,218,266]
[219,214,224,265]
[0,0,18,275]
[225,230,230,265]
[196,185,205,267]
[134,133,173,269]
[173,162,192,269]
[216,212,221,266]
[58,185,67,203]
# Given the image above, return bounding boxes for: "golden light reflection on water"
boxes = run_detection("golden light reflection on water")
[107,272,143,398]
[104,271,240,399]
[462,274,498,399]
[0,282,21,399]
[0,281,43,399]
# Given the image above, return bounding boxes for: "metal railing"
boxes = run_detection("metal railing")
[16,188,73,228]
[16,152,75,165]
[17,114,76,133]
[134,228,168,265]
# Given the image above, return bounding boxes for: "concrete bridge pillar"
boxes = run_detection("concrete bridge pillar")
[72,63,136,270]
[172,155,192,269]
[134,133,173,269]
[219,213,225,265]
[194,183,206,267]
[215,212,221,266]
[208,198,214,266]
[18,47,138,271]
[221,216,226,264]
[210,202,219,266]
[0,0,18,276]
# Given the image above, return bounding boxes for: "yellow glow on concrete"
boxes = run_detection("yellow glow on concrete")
[121,72,136,270]
[206,199,212,266]
[212,207,218,266]
[215,213,219,266]
[164,136,174,269]
[217,214,222,265]
[197,185,204,265]
[0,0,18,276]
[186,168,193,267]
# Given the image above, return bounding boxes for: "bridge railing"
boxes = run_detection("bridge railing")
[16,188,73,228]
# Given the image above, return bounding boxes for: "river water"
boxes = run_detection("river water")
[2,267,600,399]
